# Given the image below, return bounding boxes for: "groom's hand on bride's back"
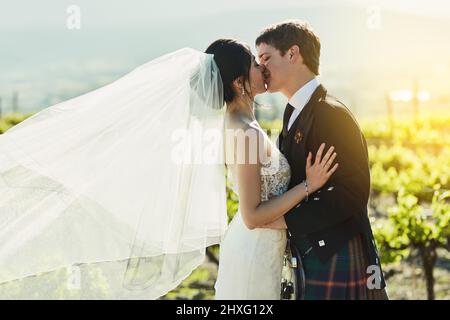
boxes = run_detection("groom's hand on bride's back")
[305,143,338,193]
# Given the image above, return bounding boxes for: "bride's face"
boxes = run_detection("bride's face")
[246,55,267,97]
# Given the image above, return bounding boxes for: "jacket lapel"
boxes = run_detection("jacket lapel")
[281,85,327,185]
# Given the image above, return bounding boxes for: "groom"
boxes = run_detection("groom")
[256,20,388,300]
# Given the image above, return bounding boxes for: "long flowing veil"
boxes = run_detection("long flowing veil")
[0,48,228,299]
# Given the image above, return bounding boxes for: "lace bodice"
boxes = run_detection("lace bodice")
[227,126,291,201]
[259,148,291,201]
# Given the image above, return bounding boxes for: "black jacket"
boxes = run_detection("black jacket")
[279,84,385,287]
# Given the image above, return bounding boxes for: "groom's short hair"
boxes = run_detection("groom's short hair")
[256,20,321,75]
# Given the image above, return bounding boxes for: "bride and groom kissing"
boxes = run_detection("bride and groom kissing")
[211,20,388,300]
[0,20,388,300]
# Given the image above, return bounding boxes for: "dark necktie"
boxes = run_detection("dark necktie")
[282,103,295,137]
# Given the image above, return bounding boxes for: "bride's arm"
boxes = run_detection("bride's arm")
[235,135,338,230]
[260,216,289,230]
[236,161,307,230]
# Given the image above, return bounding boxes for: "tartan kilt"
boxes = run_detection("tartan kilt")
[295,233,388,300]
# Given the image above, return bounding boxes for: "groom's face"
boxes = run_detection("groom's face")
[256,43,291,93]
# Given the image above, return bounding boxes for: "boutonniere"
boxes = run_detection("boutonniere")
[294,129,303,144]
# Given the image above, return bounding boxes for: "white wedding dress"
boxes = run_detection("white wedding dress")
[214,124,291,299]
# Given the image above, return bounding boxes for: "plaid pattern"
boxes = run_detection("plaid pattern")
[295,233,388,300]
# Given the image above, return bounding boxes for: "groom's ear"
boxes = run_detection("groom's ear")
[287,45,302,64]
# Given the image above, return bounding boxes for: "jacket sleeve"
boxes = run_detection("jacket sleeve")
[284,102,370,236]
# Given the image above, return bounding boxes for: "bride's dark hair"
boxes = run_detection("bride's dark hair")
[205,39,252,104]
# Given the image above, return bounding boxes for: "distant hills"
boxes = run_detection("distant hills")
[1,3,449,119]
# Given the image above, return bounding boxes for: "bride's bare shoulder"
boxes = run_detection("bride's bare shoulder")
[224,113,271,165]
[225,113,250,131]
[224,113,260,133]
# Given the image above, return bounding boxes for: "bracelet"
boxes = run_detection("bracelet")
[303,179,309,202]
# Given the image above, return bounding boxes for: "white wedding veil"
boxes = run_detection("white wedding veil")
[0,48,228,299]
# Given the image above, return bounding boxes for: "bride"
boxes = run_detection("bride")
[0,39,337,299]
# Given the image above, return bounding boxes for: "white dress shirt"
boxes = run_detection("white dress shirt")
[287,77,320,131]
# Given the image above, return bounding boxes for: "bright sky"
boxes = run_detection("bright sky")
[1,0,449,115]
[1,0,449,28]
[345,0,450,18]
